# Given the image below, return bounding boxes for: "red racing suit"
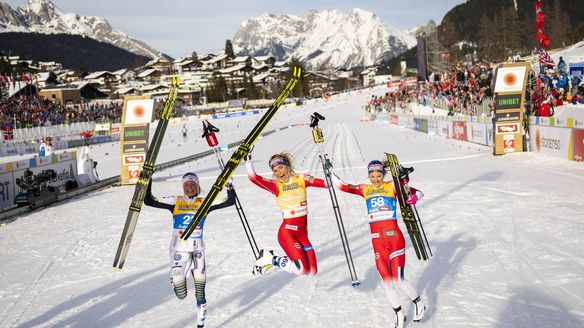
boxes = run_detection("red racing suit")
[333,175,422,282]
[246,160,326,275]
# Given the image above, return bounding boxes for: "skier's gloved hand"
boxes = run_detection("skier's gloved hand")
[225,182,234,190]
[406,194,418,205]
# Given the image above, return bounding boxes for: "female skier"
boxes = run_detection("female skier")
[246,152,327,276]
[332,160,426,328]
[144,172,235,328]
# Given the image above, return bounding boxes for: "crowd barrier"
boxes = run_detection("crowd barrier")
[386,106,583,162]
[0,133,120,157]
[0,152,78,209]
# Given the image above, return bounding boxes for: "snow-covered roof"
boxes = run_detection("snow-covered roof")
[253,56,274,62]
[252,72,271,83]
[204,54,228,64]
[252,63,269,71]
[218,64,247,74]
[85,71,114,79]
[274,61,288,67]
[232,56,250,63]
[140,84,167,92]
[137,69,160,78]
[115,87,139,94]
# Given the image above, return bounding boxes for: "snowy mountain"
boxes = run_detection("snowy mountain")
[0,0,162,59]
[233,8,417,69]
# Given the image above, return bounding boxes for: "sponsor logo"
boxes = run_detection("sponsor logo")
[495,112,521,123]
[496,123,519,134]
[384,230,396,237]
[124,154,145,165]
[371,233,380,239]
[495,94,522,110]
[122,125,149,142]
[285,224,298,231]
[174,254,182,261]
[374,252,380,260]
[123,142,147,154]
[282,182,300,191]
[504,134,515,152]
[194,252,202,259]
[172,269,182,276]
[541,136,560,150]
[294,242,301,249]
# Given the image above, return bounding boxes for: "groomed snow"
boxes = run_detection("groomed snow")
[1,90,583,328]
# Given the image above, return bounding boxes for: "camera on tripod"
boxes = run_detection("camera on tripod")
[14,168,59,207]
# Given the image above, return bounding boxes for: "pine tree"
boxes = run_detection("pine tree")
[225,40,235,59]
[191,51,199,64]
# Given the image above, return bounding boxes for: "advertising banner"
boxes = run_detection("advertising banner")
[494,65,528,94]
[573,129,584,162]
[453,121,468,141]
[0,173,14,209]
[469,122,488,145]
[494,94,523,111]
[120,95,152,184]
[427,120,437,136]
[124,99,154,125]
[390,114,399,125]
[529,125,573,159]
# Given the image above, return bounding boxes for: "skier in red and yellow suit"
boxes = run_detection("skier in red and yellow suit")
[333,160,426,327]
[246,152,327,276]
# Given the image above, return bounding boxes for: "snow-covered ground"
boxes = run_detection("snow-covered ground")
[1,90,583,328]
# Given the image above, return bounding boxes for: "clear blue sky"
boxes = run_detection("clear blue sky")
[5,0,466,58]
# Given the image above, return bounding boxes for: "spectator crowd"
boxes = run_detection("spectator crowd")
[366,57,584,118]
[0,95,123,127]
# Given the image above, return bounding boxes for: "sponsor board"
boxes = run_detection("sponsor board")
[428,120,437,136]
[0,173,14,209]
[494,65,527,93]
[529,125,573,159]
[128,165,141,183]
[124,99,154,125]
[123,154,146,165]
[496,123,520,134]
[495,110,521,123]
[122,142,148,154]
[573,129,584,162]
[390,114,399,125]
[503,134,515,152]
[453,121,468,141]
[122,125,149,142]
[494,94,522,110]
[469,122,488,145]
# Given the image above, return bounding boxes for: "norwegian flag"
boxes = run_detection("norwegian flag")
[538,48,555,68]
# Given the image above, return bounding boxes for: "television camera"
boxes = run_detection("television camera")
[14,168,60,207]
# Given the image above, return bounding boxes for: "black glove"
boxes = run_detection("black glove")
[324,158,333,170]
[225,182,234,190]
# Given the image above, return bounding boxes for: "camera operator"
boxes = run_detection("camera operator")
[39,137,54,157]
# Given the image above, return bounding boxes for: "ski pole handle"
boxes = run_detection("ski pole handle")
[205,132,218,147]
[312,127,324,143]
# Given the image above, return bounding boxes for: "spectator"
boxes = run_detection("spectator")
[557,57,567,74]
[38,137,54,157]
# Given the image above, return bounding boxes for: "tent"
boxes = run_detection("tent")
[569,61,584,76]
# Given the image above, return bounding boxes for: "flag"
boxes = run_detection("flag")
[538,48,554,68]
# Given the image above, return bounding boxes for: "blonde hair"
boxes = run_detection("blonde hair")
[269,152,295,172]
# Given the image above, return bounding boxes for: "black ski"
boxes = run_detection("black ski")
[180,67,302,240]
[385,153,432,261]
[113,77,180,269]
[310,112,360,287]
[202,120,260,259]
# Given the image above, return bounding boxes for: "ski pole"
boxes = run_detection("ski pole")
[310,112,360,287]
[202,120,260,260]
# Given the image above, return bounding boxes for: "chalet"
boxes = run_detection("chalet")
[84,71,117,85]
[136,69,162,82]
[112,68,136,83]
[38,86,81,104]
[252,56,275,66]
[113,86,141,97]
[231,56,252,67]
[200,54,228,71]
[145,57,172,74]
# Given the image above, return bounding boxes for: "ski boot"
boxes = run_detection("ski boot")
[413,296,426,322]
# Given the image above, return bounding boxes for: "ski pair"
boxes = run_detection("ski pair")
[385,153,432,261]
[113,77,180,269]
[180,67,302,240]
[310,112,361,287]
[202,120,260,260]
